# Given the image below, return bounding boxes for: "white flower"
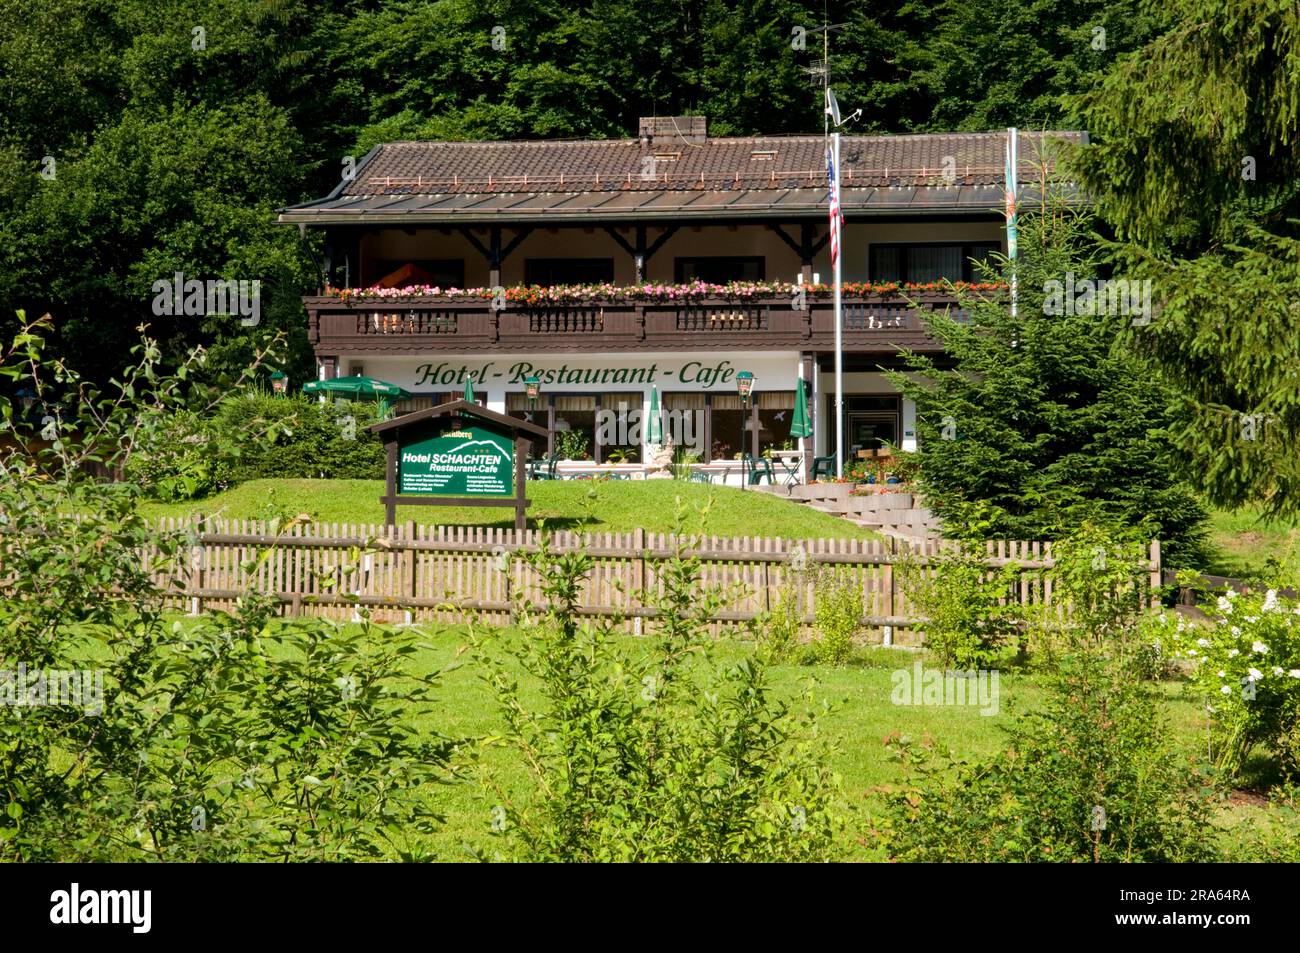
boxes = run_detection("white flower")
[1231,626,1242,636]
[1263,590,1279,612]
[1188,649,1198,656]
[1247,668,1264,681]
[1245,616,1259,624]
[1218,670,1227,678]
[1217,596,1233,614]
[1197,638,1210,648]
[1273,667,1284,677]
[1252,640,1269,654]
[1289,670,1300,679]
[1227,589,1238,600]
[1220,685,1232,694]
[1228,649,1240,658]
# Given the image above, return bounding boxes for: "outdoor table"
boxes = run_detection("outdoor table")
[770,450,804,486]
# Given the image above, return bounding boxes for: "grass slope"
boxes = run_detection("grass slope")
[1204,506,1300,578]
[139,478,876,539]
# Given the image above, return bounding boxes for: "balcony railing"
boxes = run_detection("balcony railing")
[305,290,982,353]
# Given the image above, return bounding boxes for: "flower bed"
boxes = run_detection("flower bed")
[324,279,1008,305]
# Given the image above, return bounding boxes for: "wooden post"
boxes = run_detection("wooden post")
[384,440,398,525]
[515,436,529,531]
[634,526,645,637]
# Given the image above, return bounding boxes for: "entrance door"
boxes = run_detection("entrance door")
[848,413,898,454]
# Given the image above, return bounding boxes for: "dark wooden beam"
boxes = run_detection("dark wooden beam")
[767,223,803,257]
[499,227,533,263]
[603,226,636,258]
[456,227,491,260]
[644,225,678,260]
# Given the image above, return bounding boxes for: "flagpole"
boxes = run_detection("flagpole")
[833,131,844,480]
[1007,127,1018,320]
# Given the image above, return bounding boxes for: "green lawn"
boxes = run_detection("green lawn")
[1203,506,1300,578]
[139,478,876,539]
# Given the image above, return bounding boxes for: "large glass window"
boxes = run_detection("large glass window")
[710,394,746,461]
[869,243,1000,283]
[674,256,766,283]
[553,395,596,461]
[756,391,796,455]
[662,393,706,460]
[524,258,615,286]
[598,392,642,463]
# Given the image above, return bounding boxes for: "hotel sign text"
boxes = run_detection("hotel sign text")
[413,359,739,389]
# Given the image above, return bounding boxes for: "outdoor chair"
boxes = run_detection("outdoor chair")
[688,470,712,484]
[742,453,775,485]
[810,455,836,480]
[529,455,558,480]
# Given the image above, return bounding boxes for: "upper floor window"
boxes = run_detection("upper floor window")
[674,256,765,283]
[524,258,615,286]
[869,242,1000,284]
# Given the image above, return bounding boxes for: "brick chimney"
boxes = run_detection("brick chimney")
[638,116,707,146]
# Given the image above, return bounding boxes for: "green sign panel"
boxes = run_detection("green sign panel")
[398,424,513,496]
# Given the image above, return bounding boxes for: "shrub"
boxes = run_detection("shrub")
[0,315,454,860]
[898,540,1022,669]
[552,428,589,461]
[472,511,845,861]
[1157,584,1300,777]
[872,522,1218,862]
[872,646,1219,862]
[812,568,863,665]
[214,391,385,483]
[122,407,229,501]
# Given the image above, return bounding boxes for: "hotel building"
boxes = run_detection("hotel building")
[279,118,1079,479]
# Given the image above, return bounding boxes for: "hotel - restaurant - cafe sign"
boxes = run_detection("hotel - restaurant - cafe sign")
[412,358,745,390]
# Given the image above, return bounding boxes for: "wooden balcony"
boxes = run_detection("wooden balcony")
[304,290,977,355]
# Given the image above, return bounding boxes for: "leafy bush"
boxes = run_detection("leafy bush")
[812,569,863,665]
[0,315,454,860]
[898,540,1022,669]
[552,428,589,461]
[872,646,1219,862]
[1155,585,1300,777]
[472,515,844,861]
[872,523,1218,862]
[214,391,385,483]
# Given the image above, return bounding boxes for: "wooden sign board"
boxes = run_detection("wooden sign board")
[368,400,550,530]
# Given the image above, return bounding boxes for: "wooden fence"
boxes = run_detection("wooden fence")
[141,519,1163,644]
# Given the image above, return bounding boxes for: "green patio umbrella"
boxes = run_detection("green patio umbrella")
[463,377,475,402]
[790,379,812,439]
[646,385,663,443]
[301,375,411,418]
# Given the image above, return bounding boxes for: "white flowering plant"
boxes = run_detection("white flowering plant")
[1153,586,1300,776]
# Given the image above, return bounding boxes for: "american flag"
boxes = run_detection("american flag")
[826,146,843,265]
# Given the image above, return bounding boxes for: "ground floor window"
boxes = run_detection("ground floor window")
[755,391,796,455]
[709,394,745,461]
[835,394,902,455]
[600,392,643,463]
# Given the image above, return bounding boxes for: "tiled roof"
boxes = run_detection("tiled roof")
[280,129,1084,224]
[346,130,1080,194]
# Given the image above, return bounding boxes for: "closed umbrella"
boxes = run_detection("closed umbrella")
[463,377,475,402]
[646,385,663,444]
[790,380,812,439]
